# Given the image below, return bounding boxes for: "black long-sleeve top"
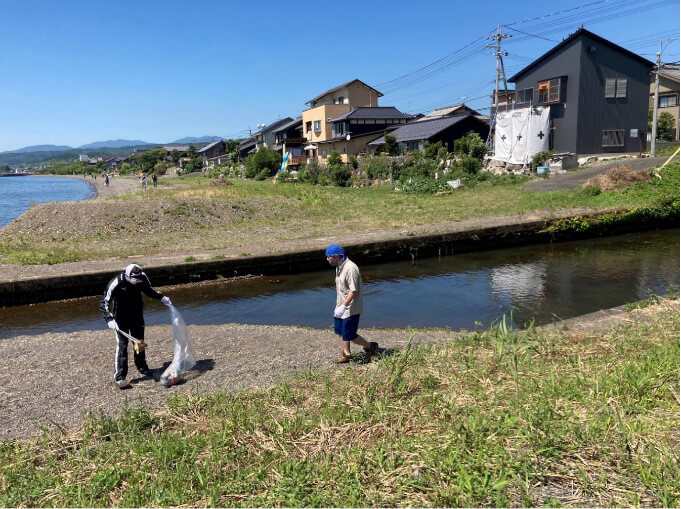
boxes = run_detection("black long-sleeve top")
[100,272,163,326]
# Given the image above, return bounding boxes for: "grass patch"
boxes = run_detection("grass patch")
[1,163,678,264]
[1,301,678,507]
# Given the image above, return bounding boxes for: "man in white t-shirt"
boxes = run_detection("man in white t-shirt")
[325,244,379,364]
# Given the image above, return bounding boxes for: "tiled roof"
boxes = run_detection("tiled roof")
[306,79,383,104]
[254,117,294,135]
[328,107,411,122]
[660,62,680,81]
[197,140,223,153]
[368,115,471,145]
[416,104,481,121]
[239,137,256,148]
[272,117,302,133]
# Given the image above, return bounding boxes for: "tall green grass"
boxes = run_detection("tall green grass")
[1,301,678,507]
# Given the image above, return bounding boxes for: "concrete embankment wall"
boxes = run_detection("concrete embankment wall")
[1,207,677,307]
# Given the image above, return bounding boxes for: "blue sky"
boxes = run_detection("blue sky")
[1,0,678,151]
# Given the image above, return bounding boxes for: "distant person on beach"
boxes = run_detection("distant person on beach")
[104,174,109,187]
[325,244,378,364]
[141,175,147,189]
[152,173,158,187]
[100,264,172,389]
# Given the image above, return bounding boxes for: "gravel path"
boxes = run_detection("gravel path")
[0,303,646,441]
[523,155,675,192]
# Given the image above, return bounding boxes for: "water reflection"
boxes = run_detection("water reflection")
[0,230,678,338]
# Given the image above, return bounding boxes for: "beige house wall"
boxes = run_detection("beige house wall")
[345,81,381,107]
[650,75,680,141]
[302,104,351,144]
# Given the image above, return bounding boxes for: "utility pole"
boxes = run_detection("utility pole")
[650,43,661,157]
[486,25,510,151]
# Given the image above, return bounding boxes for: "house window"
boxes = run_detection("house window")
[538,78,563,104]
[605,79,616,98]
[516,88,534,104]
[605,78,627,99]
[321,149,327,158]
[616,79,627,98]
[314,120,321,132]
[336,96,344,104]
[660,95,677,107]
[602,129,625,147]
[305,121,312,134]
[335,122,345,137]
[342,146,347,153]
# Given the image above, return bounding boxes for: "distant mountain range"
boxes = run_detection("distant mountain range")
[4,135,225,154]
[8,144,75,153]
[169,136,223,144]
[78,139,151,149]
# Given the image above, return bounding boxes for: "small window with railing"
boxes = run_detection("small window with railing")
[305,121,312,134]
[602,129,624,147]
[538,77,565,104]
[314,120,321,132]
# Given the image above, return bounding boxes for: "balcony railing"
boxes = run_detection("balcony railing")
[288,155,308,165]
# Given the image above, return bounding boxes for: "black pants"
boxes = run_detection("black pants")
[114,322,148,381]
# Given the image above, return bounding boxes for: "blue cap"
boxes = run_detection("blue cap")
[325,244,345,259]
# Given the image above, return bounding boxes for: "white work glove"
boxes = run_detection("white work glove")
[107,320,118,330]
[334,305,346,318]
[161,296,172,307]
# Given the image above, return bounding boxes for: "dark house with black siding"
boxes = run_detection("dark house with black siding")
[508,28,653,156]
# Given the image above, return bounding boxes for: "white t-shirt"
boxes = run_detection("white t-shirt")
[335,258,363,318]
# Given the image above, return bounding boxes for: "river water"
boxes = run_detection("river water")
[1,229,678,339]
[0,176,94,228]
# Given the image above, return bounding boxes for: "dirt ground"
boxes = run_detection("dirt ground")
[0,301,651,441]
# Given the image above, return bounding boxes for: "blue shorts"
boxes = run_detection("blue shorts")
[334,314,360,342]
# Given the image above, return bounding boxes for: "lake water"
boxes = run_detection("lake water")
[1,229,677,339]
[0,176,94,228]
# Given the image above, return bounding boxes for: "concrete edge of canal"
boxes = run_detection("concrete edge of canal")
[2,205,678,307]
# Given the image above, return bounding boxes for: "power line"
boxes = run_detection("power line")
[505,26,559,43]
[505,0,607,26]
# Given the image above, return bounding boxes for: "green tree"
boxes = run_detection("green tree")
[384,134,399,156]
[424,141,444,160]
[245,147,282,178]
[169,149,181,165]
[225,139,240,155]
[327,151,342,166]
[453,131,487,160]
[187,145,197,158]
[657,112,676,141]
[133,148,166,173]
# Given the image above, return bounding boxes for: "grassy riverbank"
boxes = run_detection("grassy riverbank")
[1,300,678,507]
[0,163,678,265]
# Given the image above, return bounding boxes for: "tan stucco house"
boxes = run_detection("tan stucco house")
[650,62,679,141]
[302,79,383,163]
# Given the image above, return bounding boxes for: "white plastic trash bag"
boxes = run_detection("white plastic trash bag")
[160,304,196,386]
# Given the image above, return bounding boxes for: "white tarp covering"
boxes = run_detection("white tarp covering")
[494,106,550,165]
[161,304,196,384]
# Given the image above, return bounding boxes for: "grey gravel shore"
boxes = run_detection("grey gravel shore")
[0,303,639,441]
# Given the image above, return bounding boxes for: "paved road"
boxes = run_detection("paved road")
[524,155,676,192]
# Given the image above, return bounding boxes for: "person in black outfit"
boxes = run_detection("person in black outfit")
[100,264,172,388]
